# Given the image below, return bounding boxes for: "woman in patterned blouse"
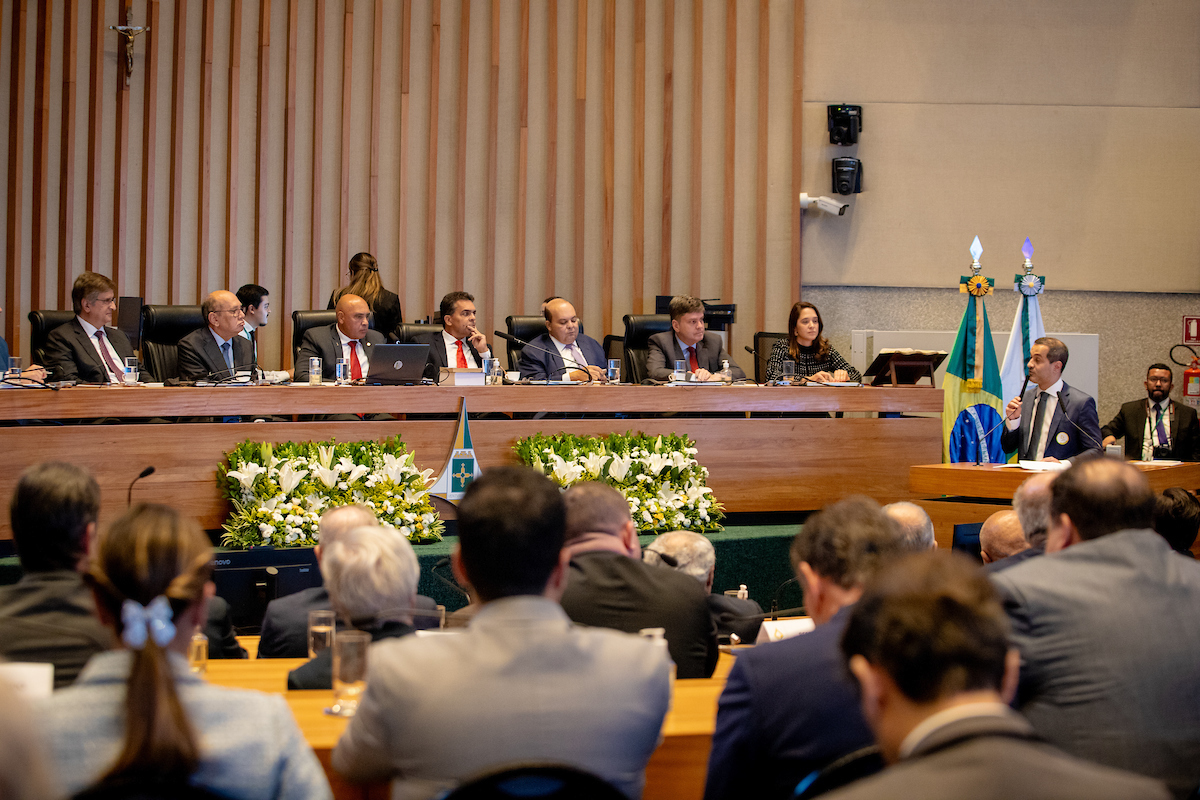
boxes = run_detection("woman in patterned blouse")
[765,301,862,383]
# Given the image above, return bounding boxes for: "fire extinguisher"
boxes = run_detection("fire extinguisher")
[1171,345,1200,409]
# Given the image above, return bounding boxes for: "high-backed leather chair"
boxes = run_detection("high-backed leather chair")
[504,315,589,370]
[291,310,337,365]
[395,322,443,344]
[140,305,204,381]
[621,314,671,384]
[753,330,788,384]
[27,309,76,366]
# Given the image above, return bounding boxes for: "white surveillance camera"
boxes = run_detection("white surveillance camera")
[799,193,849,217]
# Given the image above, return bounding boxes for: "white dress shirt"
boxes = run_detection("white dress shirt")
[551,336,590,380]
[337,327,371,377]
[440,329,490,369]
[1006,378,1063,460]
[76,316,123,383]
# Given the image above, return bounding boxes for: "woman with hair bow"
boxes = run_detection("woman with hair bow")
[328,252,403,342]
[41,504,332,800]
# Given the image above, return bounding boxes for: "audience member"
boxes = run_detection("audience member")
[646,295,744,382]
[333,466,670,799]
[978,510,1028,564]
[177,290,258,381]
[416,291,492,382]
[0,462,112,688]
[288,525,420,689]
[0,303,47,383]
[644,530,763,643]
[0,679,55,800]
[985,472,1054,573]
[1001,337,1102,462]
[558,482,718,678]
[258,505,436,658]
[518,298,607,381]
[704,496,907,800]
[237,284,290,383]
[1102,364,1199,461]
[882,501,936,550]
[41,504,331,799]
[991,456,1200,798]
[295,294,385,383]
[1152,487,1200,557]
[824,551,1169,800]
[328,252,402,342]
[44,273,146,384]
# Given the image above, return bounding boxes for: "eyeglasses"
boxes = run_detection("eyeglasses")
[213,308,244,316]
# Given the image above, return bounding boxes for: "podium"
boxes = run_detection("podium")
[863,349,946,387]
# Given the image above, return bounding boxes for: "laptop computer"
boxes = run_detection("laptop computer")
[365,343,431,385]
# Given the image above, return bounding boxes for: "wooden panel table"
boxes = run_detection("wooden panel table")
[0,385,943,540]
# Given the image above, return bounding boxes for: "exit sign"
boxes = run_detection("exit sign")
[1185,316,1200,345]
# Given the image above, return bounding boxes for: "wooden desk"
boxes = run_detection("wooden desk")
[206,651,733,800]
[0,385,942,540]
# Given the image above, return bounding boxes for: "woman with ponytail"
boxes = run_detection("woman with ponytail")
[328,252,403,342]
[42,504,332,800]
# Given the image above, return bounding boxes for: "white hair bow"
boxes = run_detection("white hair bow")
[121,596,176,649]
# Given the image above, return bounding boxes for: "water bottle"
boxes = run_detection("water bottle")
[718,360,733,383]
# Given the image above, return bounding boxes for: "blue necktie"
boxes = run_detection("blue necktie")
[1154,403,1169,446]
[221,341,234,372]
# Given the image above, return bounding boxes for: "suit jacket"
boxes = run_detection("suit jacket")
[413,330,484,383]
[258,586,439,659]
[43,650,333,800]
[823,711,1170,800]
[704,604,872,800]
[287,620,415,690]
[205,596,247,659]
[645,331,745,382]
[294,324,386,381]
[328,288,403,342]
[332,596,671,800]
[991,530,1200,798]
[177,325,257,381]
[1101,398,1200,461]
[0,570,114,689]
[559,550,719,678]
[982,545,1044,574]
[44,317,145,383]
[706,593,763,644]
[999,381,1102,460]
[517,332,607,380]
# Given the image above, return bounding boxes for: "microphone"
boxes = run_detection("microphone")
[493,331,598,384]
[1054,391,1107,454]
[744,345,811,386]
[0,375,60,390]
[128,466,155,505]
[770,576,801,620]
[432,557,471,600]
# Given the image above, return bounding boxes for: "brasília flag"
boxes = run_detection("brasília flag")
[1000,239,1046,432]
[944,238,1007,463]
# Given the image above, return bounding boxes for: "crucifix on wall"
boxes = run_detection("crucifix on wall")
[109,4,150,87]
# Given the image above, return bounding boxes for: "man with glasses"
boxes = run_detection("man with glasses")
[45,273,148,384]
[178,290,258,382]
[1102,363,1199,462]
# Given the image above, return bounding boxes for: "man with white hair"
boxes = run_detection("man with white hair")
[288,525,421,689]
[883,501,936,550]
[985,472,1053,573]
[644,530,763,643]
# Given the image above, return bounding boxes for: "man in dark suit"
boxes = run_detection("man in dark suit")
[646,295,744,382]
[1000,336,1101,462]
[704,497,908,800]
[44,272,147,383]
[991,457,1200,798]
[415,291,494,382]
[558,482,719,679]
[237,283,290,383]
[517,298,608,381]
[177,289,257,381]
[0,462,113,689]
[825,551,1169,800]
[1102,363,1199,461]
[295,294,385,382]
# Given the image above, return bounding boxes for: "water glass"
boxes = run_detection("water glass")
[481,358,499,385]
[7,356,21,380]
[308,609,336,658]
[327,630,371,717]
[335,358,350,385]
[308,357,322,386]
[780,361,795,386]
[188,632,208,674]
[607,359,621,384]
[673,359,687,382]
[124,356,139,385]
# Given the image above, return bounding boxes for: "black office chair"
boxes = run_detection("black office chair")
[753,330,788,384]
[395,322,442,344]
[442,764,626,800]
[621,314,671,384]
[27,309,76,365]
[603,334,624,366]
[793,746,884,798]
[291,310,337,365]
[505,315,546,370]
[140,305,204,382]
[73,776,229,800]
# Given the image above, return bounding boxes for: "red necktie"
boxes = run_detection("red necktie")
[349,341,363,381]
[94,330,124,380]
[687,346,700,373]
[456,340,468,368]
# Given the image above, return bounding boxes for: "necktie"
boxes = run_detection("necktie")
[1154,403,1169,445]
[94,330,124,380]
[568,343,587,374]
[456,340,468,368]
[1028,391,1050,460]
[687,346,700,374]
[349,341,363,381]
[221,341,234,372]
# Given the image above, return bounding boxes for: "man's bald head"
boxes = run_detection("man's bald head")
[1050,456,1154,546]
[979,510,1028,563]
[883,502,936,551]
[1012,473,1055,548]
[202,290,246,340]
[335,293,371,340]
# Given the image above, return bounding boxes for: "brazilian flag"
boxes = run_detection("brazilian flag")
[944,282,1006,463]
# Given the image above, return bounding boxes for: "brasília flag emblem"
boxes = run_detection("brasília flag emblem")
[999,238,1046,456]
[429,400,483,501]
[944,236,1007,463]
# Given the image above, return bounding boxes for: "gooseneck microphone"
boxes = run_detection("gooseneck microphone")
[493,331,599,384]
[432,557,472,600]
[128,466,156,505]
[745,345,811,386]
[1054,391,1107,453]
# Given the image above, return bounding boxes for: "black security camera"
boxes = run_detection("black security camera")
[832,157,862,196]
[827,105,862,145]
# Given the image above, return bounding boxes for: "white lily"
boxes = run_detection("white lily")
[312,464,340,488]
[276,462,308,494]
[645,452,673,475]
[381,454,409,485]
[607,454,633,482]
[401,485,427,507]
[419,468,435,486]
[343,463,370,484]
[315,445,336,470]
[579,451,608,480]
[657,486,683,508]
[548,454,584,486]
[227,462,267,491]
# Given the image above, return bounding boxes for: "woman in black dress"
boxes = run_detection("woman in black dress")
[328,252,402,341]
[765,301,861,383]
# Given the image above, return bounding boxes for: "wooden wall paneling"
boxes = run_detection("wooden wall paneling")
[137,0,160,301]
[514,0,528,313]
[601,0,613,334]
[572,0,585,302]
[791,0,802,302]
[543,0,556,300]
[84,0,103,276]
[252,0,270,286]
[282,0,298,365]
[339,0,353,274]
[112,0,132,294]
[687,0,700,296]
[482,0,498,327]
[454,0,469,291]
[659,0,672,295]
[397,0,410,307]
[224,0,242,289]
[424,0,440,320]
[30,0,51,311]
[370,0,382,256]
[309,0,324,310]
[4,0,28,349]
[721,0,735,305]
[167,0,186,304]
[754,0,767,331]
[197,0,215,299]
[57,0,78,308]
[631,0,644,314]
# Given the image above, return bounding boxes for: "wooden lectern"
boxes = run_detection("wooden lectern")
[863,349,947,387]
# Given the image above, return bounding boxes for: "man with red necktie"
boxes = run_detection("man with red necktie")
[415,291,493,383]
[295,294,385,383]
[44,273,150,384]
[645,294,745,383]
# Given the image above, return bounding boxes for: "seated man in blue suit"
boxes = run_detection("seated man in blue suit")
[517,298,607,381]
[1000,337,1101,462]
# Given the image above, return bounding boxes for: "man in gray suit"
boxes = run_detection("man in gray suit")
[333,467,671,800]
[177,289,258,381]
[646,295,744,382]
[295,294,385,383]
[991,456,1200,799]
[825,551,1169,800]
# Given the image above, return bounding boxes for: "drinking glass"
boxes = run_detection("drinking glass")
[607,359,621,384]
[188,632,209,674]
[481,358,499,385]
[335,358,350,385]
[327,630,371,717]
[308,609,336,658]
[124,357,139,385]
[673,359,687,382]
[7,357,21,380]
[780,361,795,386]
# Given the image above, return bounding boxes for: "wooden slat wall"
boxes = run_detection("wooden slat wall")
[1,0,804,369]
